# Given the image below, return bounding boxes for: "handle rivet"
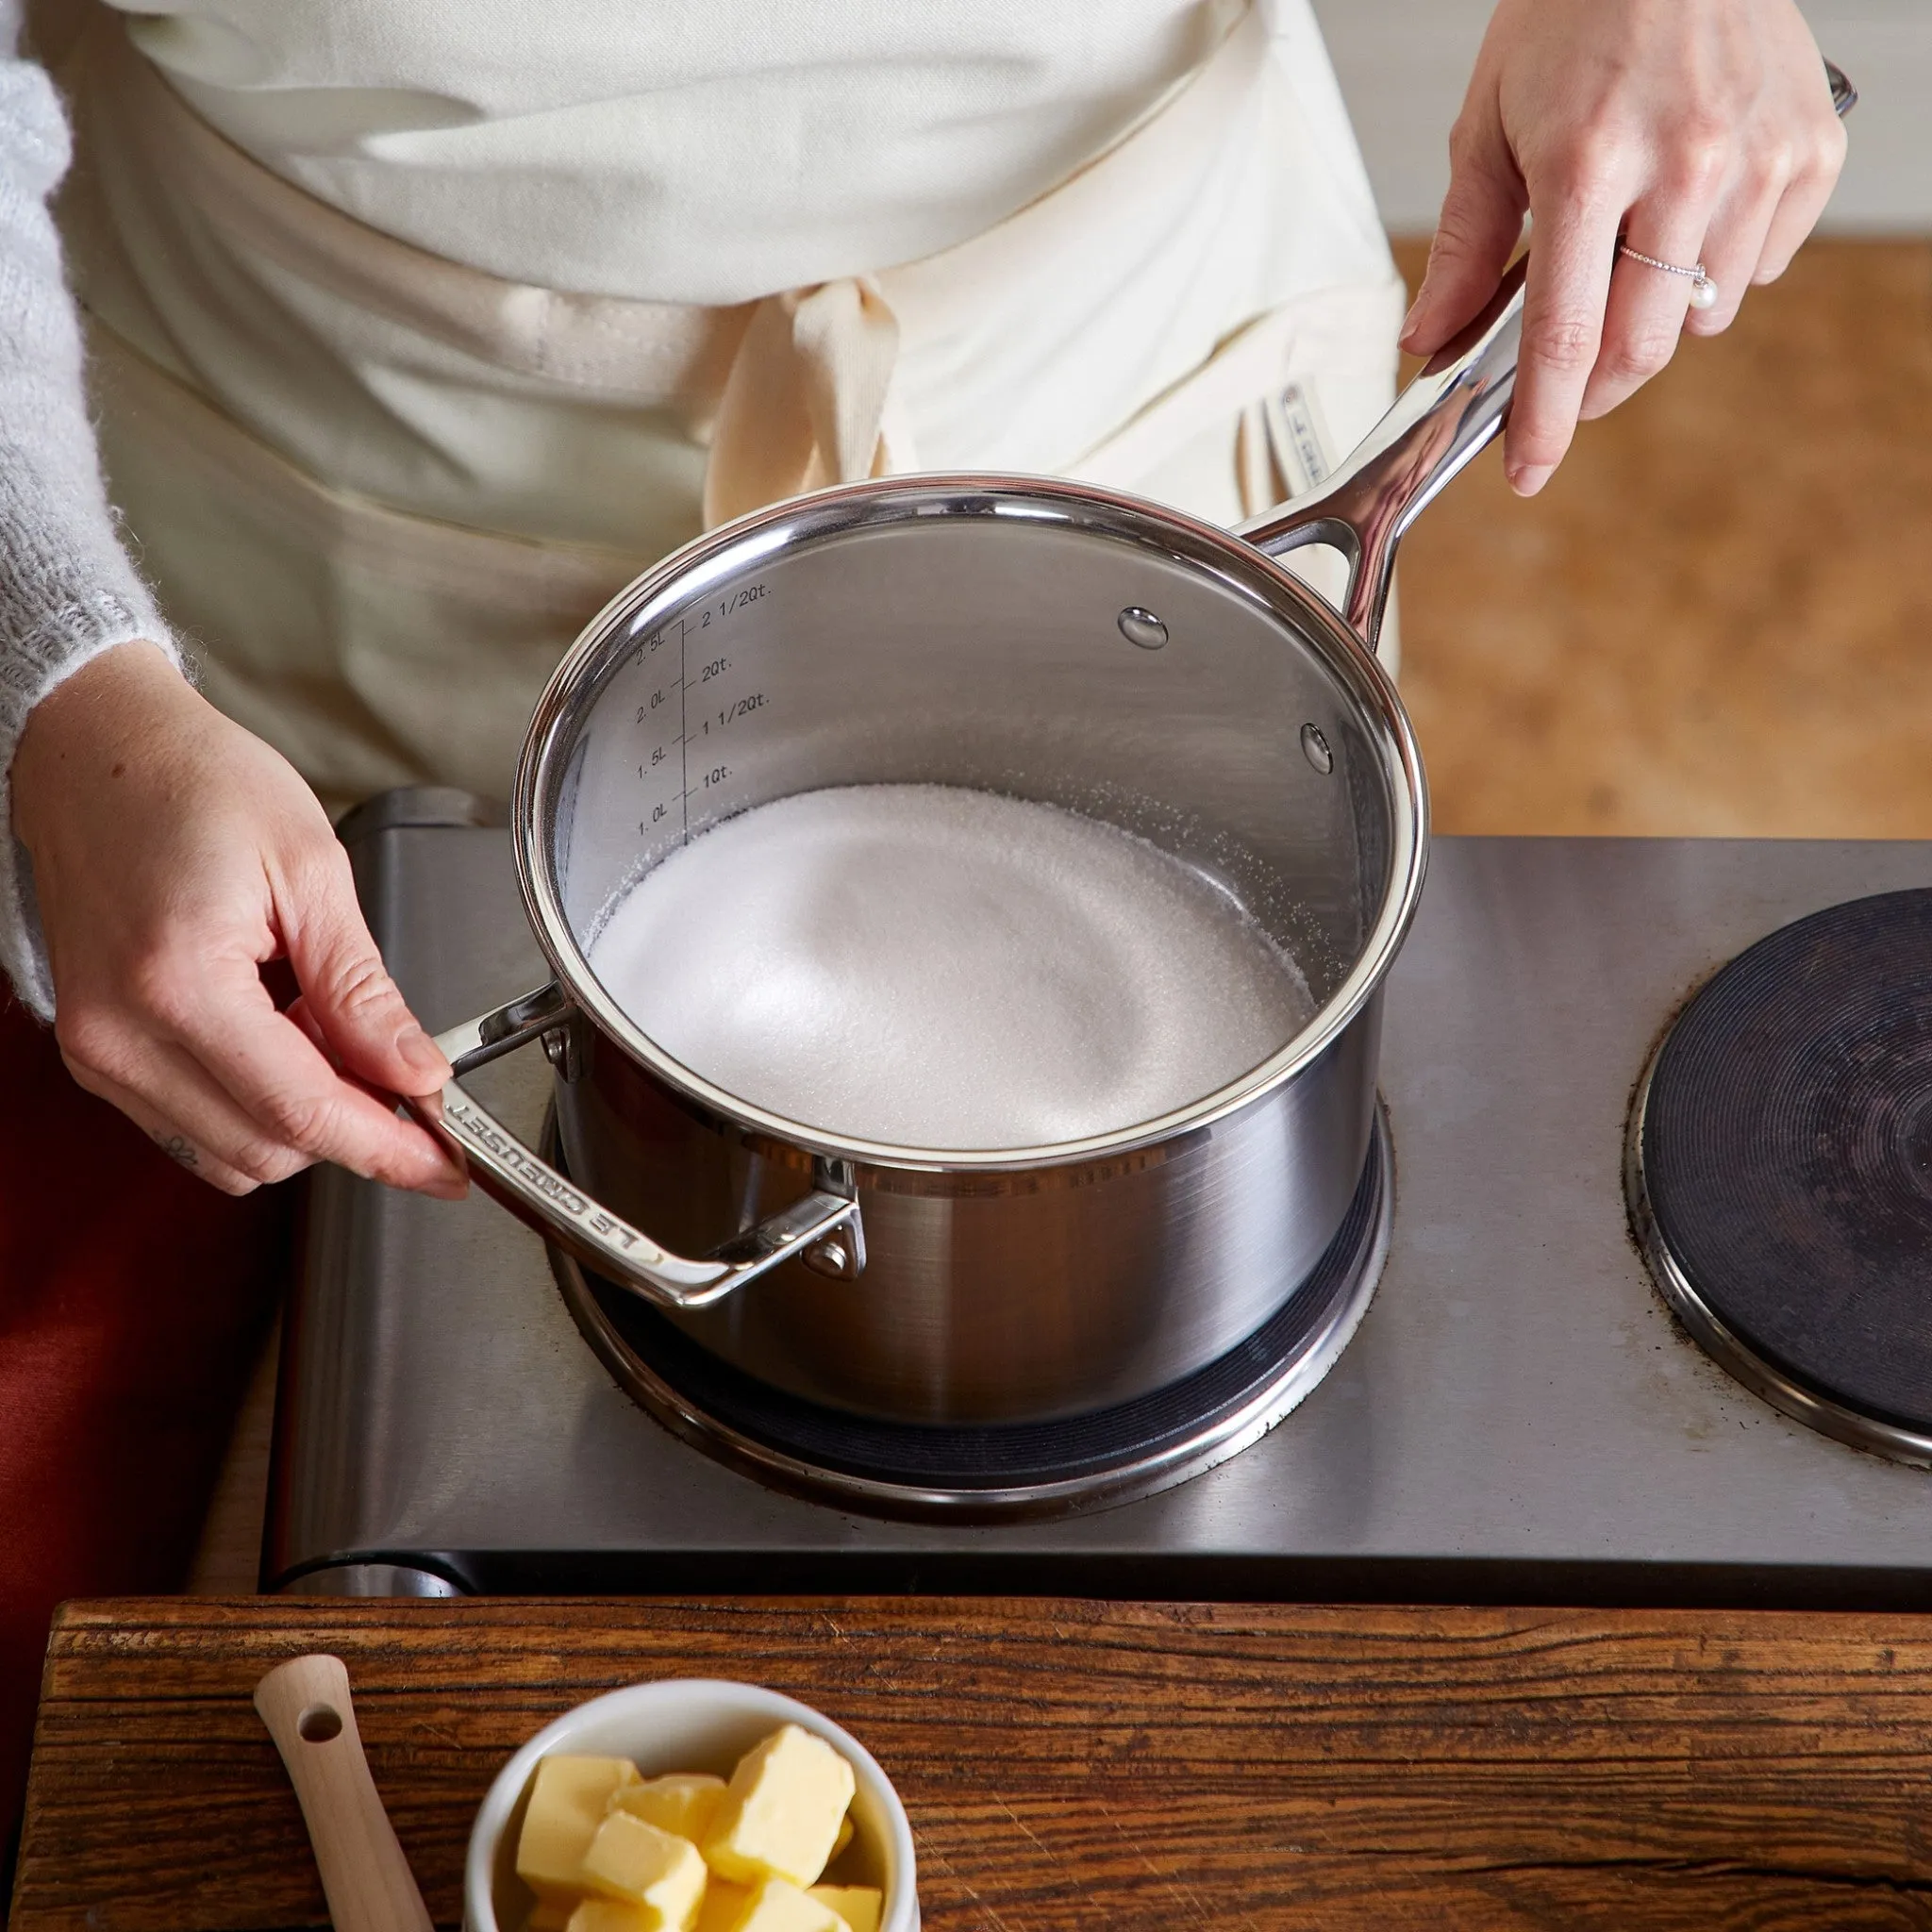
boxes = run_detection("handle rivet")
[1300,724,1334,774]
[1117,608,1168,650]
[541,1023,584,1083]
[802,1235,855,1280]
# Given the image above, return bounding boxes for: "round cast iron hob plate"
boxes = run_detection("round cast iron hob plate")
[551,1109,1391,1520]
[1628,888,1932,1463]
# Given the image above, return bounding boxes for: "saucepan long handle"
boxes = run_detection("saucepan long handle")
[408,982,864,1307]
[1247,55,1853,658]
[1238,259,1525,658]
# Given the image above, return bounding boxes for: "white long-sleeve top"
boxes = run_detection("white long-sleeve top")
[0,0,177,1019]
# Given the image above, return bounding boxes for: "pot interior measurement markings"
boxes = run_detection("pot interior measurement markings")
[626,588,772,846]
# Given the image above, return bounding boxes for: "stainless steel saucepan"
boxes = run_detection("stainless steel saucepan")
[413,271,1524,1424]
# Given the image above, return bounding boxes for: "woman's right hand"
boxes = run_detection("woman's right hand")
[10,640,468,1199]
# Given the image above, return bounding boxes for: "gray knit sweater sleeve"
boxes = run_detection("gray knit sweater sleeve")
[1,0,182,1020]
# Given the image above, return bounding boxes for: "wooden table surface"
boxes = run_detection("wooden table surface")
[15,1596,1932,1931]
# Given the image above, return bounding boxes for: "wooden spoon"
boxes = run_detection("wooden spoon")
[255,1653,435,1932]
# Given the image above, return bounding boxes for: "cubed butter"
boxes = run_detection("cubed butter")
[518,1756,644,1901]
[702,1726,856,1888]
[566,1904,655,1932]
[830,1818,854,1861]
[528,1905,575,1932]
[582,1811,709,1931]
[734,1880,842,1932]
[692,1880,754,1932]
[807,1887,881,1932]
[612,1773,728,1845]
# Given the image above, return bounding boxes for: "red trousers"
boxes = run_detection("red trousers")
[0,995,291,1842]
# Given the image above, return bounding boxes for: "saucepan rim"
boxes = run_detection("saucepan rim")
[510,472,1428,1174]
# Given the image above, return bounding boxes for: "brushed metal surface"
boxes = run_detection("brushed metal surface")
[559,997,1380,1424]
[279,1564,466,1598]
[268,825,1932,1604]
[548,1110,1391,1520]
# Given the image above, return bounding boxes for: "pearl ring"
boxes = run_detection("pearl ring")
[1616,242,1719,310]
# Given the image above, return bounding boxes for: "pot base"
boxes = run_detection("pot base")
[549,1108,1391,1521]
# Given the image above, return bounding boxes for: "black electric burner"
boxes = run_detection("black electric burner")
[1629,889,1932,1463]
[550,1111,1392,1521]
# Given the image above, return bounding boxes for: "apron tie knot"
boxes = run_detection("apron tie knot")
[704,275,911,529]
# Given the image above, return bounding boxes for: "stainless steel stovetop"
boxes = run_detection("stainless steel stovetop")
[266,799,1932,1605]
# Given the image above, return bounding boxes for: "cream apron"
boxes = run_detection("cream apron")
[56,2,1405,810]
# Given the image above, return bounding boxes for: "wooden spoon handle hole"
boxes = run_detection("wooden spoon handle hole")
[296,1702,344,1743]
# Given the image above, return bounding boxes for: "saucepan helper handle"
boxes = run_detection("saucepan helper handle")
[408,982,864,1307]
[1238,258,1525,658]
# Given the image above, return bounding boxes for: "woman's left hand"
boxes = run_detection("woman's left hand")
[1400,0,1846,496]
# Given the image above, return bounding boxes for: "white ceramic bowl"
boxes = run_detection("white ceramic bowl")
[465,1676,919,1932]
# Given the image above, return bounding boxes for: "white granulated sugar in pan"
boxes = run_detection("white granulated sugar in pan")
[587,783,1314,1149]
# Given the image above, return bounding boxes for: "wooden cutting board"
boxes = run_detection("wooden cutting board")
[15,1596,1932,1930]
